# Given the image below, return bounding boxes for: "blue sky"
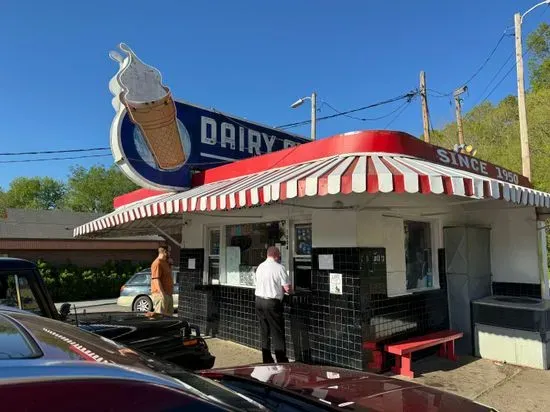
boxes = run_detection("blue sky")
[0,0,547,188]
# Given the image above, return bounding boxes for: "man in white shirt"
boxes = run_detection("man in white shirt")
[255,246,291,363]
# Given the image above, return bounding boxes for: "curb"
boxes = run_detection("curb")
[55,301,117,309]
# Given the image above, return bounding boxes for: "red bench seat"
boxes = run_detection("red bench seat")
[384,330,463,378]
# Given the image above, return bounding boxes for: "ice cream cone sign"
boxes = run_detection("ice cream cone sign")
[109,43,186,171]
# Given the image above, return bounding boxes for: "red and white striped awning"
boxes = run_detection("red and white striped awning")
[74,146,550,237]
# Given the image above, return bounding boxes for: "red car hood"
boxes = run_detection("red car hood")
[201,363,495,411]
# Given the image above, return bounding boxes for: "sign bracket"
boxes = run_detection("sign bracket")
[145,220,185,248]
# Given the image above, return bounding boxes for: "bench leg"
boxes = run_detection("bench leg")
[438,343,447,358]
[391,354,414,378]
[445,340,458,362]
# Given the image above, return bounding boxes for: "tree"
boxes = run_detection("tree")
[3,177,66,210]
[527,23,550,92]
[431,24,550,194]
[65,165,139,213]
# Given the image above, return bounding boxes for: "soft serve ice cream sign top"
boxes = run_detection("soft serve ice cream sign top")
[109,43,309,191]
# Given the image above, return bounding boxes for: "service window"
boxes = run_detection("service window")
[208,228,221,284]
[404,220,435,291]
[224,222,284,287]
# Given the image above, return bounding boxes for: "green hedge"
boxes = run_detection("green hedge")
[36,260,148,302]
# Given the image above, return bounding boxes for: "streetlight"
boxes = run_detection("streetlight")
[514,0,550,181]
[290,92,317,140]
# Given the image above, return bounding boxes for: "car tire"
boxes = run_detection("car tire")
[133,296,153,312]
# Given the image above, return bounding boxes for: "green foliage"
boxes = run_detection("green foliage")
[527,23,550,92]
[3,177,66,210]
[36,260,147,302]
[1,165,138,213]
[64,165,139,213]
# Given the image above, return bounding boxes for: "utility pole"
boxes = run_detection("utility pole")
[311,91,317,140]
[419,71,430,143]
[453,86,467,145]
[514,12,532,180]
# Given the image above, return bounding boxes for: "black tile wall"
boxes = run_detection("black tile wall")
[178,249,207,333]
[178,246,450,373]
[492,281,541,299]
[361,248,449,370]
[309,248,364,370]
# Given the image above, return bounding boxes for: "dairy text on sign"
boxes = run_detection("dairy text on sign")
[201,116,298,155]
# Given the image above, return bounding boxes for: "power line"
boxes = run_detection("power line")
[461,31,509,87]
[384,100,414,129]
[0,154,112,164]
[0,147,110,156]
[321,100,416,122]
[277,90,418,129]
[478,46,532,104]
[475,51,515,103]
[429,30,512,98]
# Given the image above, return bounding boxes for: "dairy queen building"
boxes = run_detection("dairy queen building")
[75,44,550,376]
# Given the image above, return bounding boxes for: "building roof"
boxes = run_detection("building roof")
[1,208,161,241]
[73,130,550,238]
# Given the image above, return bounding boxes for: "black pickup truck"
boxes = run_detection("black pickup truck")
[0,257,215,370]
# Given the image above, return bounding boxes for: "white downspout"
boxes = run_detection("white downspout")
[537,220,549,299]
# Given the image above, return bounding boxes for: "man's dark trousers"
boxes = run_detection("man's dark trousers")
[255,297,288,363]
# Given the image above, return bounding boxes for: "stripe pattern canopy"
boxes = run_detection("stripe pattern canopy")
[74,153,550,237]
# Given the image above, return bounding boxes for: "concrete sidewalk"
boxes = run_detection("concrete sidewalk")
[205,338,550,412]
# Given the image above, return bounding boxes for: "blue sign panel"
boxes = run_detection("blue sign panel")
[109,43,309,191]
[114,101,309,190]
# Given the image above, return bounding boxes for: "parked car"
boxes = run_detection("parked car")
[0,258,214,370]
[117,267,179,312]
[0,306,496,411]
[201,364,499,412]
[0,307,265,411]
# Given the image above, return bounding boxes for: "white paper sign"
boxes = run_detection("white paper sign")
[226,246,241,285]
[318,254,334,270]
[330,273,343,295]
[188,258,196,270]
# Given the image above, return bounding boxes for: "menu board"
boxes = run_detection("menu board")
[295,224,312,256]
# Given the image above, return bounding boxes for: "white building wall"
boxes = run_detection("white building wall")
[357,211,407,295]
[442,206,540,284]
[181,216,204,249]
[312,210,357,247]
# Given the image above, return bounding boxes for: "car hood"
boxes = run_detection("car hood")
[202,363,495,411]
[66,311,185,341]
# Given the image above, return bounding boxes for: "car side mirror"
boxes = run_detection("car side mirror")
[59,303,71,320]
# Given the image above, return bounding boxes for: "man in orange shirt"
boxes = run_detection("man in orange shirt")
[151,246,174,316]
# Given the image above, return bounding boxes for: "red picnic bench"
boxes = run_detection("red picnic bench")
[384,330,463,378]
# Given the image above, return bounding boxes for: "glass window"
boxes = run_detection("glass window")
[208,228,221,284]
[17,276,42,315]
[294,224,312,256]
[0,315,42,359]
[128,273,151,285]
[209,229,220,256]
[225,222,283,287]
[0,274,42,315]
[404,221,433,290]
[0,275,18,308]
